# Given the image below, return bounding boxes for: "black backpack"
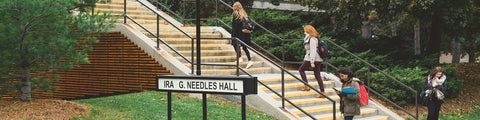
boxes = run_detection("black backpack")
[309,37,329,59]
[242,18,254,32]
[316,38,329,59]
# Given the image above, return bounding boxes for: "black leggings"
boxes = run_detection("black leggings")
[232,39,251,61]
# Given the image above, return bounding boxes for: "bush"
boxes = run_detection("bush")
[369,66,427,106]
[367,65,462,106]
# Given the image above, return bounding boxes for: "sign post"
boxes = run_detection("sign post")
[156,75,257,120]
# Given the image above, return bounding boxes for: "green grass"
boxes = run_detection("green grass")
[440,107,480,120]
[72,91,277,120]
[412,106,480,120]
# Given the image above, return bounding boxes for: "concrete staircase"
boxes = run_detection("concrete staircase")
[96,0,274,75]
[258,73,392,120]
[95,0,402,120]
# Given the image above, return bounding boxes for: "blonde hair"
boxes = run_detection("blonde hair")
[303,25,319,38]
[232,2,248,21]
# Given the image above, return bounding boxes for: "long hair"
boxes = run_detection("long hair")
[232,2,248,21]
[303,25,319,38]
[429,66,445,79]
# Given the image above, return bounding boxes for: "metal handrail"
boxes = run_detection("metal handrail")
[147,0,186,23]
[123,15,191,66]
[217,0,419,118]
[131,0,419,119]
[324,38,419,118]
[232,37,337,120]
[125,0,252,76]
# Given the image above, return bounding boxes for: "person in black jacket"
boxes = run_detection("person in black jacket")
[423,66,447,120]
[231,2,253,69]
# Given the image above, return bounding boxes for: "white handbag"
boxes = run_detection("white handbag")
[435,89,445,100]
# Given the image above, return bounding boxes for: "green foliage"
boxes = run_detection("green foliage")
[0,0,114,99]
[369,66,427,105]
[327,41,390,74]
[367,65,463,106]
[249,9,303,33]
[74,91,276,120]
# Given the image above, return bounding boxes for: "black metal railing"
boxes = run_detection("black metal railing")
[232,37,337,119]
[117,0,419,119]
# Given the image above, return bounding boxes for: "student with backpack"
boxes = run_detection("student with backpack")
[298,25,326,98]
[231,2,254,69]
[334,67,361,120]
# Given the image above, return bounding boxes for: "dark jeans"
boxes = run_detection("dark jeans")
[298,61,324,92]
[427,98,442,120]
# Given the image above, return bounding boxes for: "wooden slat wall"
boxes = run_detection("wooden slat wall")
[2,32,172,100]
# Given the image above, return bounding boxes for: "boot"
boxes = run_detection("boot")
[300,85,310,91]
[316,92,326,98]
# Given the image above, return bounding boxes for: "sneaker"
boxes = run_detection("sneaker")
[237,58,243,62]
[246,61,253,69]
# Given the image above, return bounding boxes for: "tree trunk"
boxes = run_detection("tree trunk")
[451,40,462,63]
[21,66,32,101]
[414,20,421,55]
[465,34,477,63]
[427,11,443,54]
[467,50,476,63]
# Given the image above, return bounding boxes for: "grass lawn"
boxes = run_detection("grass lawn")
[72,91,277,120]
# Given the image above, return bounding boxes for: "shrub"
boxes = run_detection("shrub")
[368,65,462,106]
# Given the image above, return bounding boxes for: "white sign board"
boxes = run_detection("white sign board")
[157,78,244,93]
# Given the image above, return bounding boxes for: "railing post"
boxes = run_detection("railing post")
[91,4,94,16]
[157,14,160,49]
[281,70,285,108]
[124,0,127,24]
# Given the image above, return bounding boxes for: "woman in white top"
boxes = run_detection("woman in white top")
[424,66,446,120]
[298,25,325,98]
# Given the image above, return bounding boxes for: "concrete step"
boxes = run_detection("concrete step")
[166,44,229,51]
[260,81,334,91]
[291,104,340,115]
[270,89,338,99]
[142,26,218,33]
[286,97,341,108]
[199,67,273,75]
[355,115,389,120]
[260,75,333,84]
[169,50,234,56]
[186,61,265,69]
[147,32,222,38]
[160,38,229,44]
[297,107,378,120]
